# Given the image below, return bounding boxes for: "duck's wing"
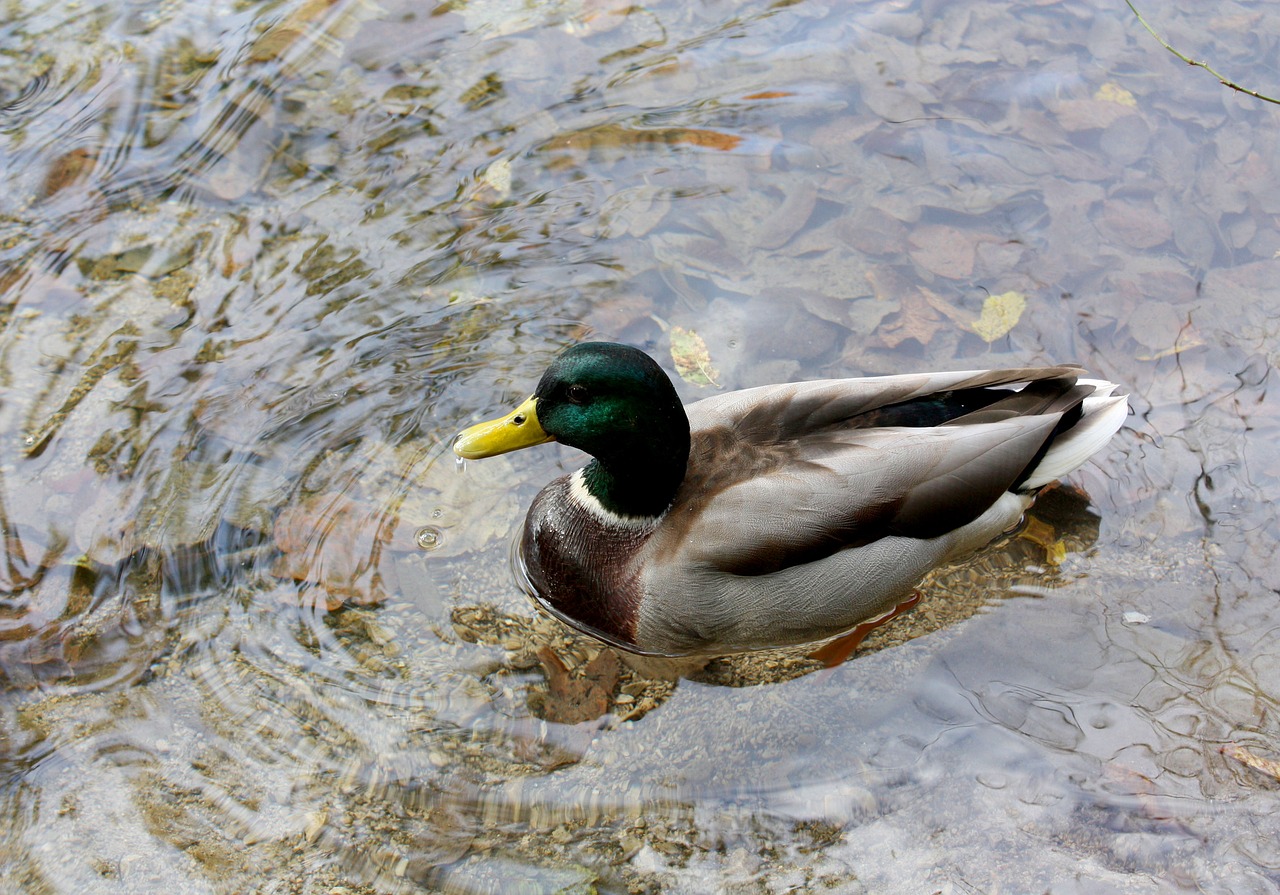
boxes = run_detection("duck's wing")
[669,415,1061,577]
[672,367,1119,576]
[637,368,1126,654]
[638,415,1067,654]
[683,366,1085,444]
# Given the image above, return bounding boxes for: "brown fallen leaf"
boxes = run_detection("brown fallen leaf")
[839,206,908,256]
[1054,98,1140,132]
[573,0,632,35]
[537,646,621,725]
[583,291,655,335]
[668,128,743,151]
[874,285,969,350]
[247,0,342,63]
[220,215,254,278]
[1222,742,1280,782]
[1100,762,1188,827]
[875,296,939,349]
[547,124,742,154]
[41,148,98,198]
[272,493,395,610]
[754,181,816,250]
[865,266,913,303]
[1209,11,1264,32]
[908,223,985,279]
[1098,199,1173,249]
[1128,304,1203,360]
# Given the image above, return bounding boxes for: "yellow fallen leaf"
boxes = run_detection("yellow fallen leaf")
[1094,82,1138,107]
[480,159,512,199]
[972,290,1026,342]
[1223,742,1280,781]
[670,326,721,388]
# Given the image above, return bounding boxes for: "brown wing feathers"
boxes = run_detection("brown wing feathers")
[694,370,1090,576]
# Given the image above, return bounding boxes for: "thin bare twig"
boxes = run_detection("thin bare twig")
[1125,0,1280,105]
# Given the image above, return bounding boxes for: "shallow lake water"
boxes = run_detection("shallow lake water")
[2,0,1279,892]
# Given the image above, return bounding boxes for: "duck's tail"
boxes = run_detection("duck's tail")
[1018,379,1129,491]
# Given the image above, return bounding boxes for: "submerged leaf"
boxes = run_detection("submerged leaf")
[874,284,967,350]
[670,326,721,388]
[1053,98,1138,132]
[972,290,1026,342]
[754,182,816,250]
[272,493,394,610]
[1223,743,1280,781]
[669,128,743,151]
[907,224,977,279]
[1128,303,1203,360]
[1094,82,1138,107]
[248,0,343,63]
[1099,199,1173,249]
[480,158,512,199]
[41,148,98,198]
[1135,331,1204,361]
[538,646,621,725]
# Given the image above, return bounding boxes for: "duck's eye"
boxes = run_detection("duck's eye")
[566,384,589,405]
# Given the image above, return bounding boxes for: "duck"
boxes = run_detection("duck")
[453,342,1128,661]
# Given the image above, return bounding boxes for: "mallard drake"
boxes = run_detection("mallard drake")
[453,342,1127,659]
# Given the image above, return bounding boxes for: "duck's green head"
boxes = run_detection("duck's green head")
[453,342,690,517]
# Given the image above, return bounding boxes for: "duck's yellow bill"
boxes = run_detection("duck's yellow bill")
[453,395,554,459]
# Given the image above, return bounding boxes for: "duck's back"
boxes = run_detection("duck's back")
[631,367,1127,655]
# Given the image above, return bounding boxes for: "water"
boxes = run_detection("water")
[2,0,1279,892]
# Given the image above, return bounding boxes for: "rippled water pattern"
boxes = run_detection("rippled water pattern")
[1,0,1278,892]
